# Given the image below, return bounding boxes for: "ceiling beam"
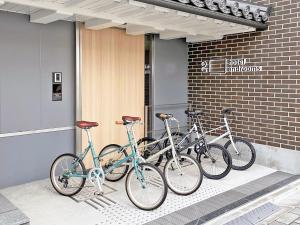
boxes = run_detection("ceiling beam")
[85,18,123,30]
[92,0,123,13]
[65,0,97,8]
[30,9,73,24]
[160,30,189,40]
[126,24,164,35]
[186,34,223,43]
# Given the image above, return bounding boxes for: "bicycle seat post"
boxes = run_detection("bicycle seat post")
[196,115,205,136]
[85,128,93,144]
[125,121,140,158]
[164,118,176,156]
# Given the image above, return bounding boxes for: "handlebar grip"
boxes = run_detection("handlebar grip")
[115,121,123,125]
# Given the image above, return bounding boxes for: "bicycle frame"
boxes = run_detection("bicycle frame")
[196,114,239,154]
[140,118,182,173]
[68,122,145,185]
[68,129,102,179]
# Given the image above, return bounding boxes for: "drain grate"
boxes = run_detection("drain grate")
[224,202,281,225]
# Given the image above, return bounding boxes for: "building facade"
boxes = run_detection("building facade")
[188,0,300,173]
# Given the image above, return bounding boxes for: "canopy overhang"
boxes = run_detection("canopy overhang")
[135,0,271,31]
[0,0,272,42]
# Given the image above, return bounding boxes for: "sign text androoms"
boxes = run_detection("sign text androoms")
[201,58,263,74]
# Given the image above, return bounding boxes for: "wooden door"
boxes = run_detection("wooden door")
[80,27,145,167]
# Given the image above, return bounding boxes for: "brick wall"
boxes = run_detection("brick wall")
[188,0,300,150]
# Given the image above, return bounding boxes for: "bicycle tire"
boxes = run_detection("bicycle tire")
[198,144,232,180]
[164,132,192,159]
[125,163,168,210]
[137,137,164,167]
[50,153,86,197]
[224,137,256,170]
[164,153,203,195]
[99,144,129,182]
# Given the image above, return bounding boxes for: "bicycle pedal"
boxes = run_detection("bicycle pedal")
[94,191,104,196]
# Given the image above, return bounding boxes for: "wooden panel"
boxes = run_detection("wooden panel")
[80,27,145,167]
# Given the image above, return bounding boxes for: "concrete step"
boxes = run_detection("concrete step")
[0,194,29,225]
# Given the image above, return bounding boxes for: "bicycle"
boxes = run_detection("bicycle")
[152,111,232,180]
[50,118,168,211]
[100,113,203,196]
[195,108,256,170]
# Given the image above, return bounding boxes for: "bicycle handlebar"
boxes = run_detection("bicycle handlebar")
[115,120,143,126]
[221,108,235,115]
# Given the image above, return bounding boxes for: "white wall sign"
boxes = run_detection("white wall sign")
[201,58,263,74]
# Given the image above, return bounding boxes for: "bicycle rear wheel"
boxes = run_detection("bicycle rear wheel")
[137,137,163,167]
[198,144,232,180]
[164,132,192,159]
[50,153,86,196]
[224,137,256,170]
[126,163,167,210]
[99,144,129,182]
[164,153,202,195]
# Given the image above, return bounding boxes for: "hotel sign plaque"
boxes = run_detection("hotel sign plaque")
[201,58,262,74]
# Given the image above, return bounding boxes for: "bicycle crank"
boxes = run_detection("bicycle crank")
[88,168,105,195]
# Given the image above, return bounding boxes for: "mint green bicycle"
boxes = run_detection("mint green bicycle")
[50,117,168,210]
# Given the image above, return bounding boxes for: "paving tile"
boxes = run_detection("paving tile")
[224,216,252,225]
[269,221,286,225]
[164,212,191,225]
[276,212,299,224]
[291,208,300,216]
[0,210,29,225]
[242,203,280,224]
[184,219,198,225]
[0,194,17,214]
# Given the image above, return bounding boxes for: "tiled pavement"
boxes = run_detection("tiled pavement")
[0,165,299,225]
[0,194,29,225]
[260,188,300,225]
[214,177,300,225]
[146,172,299,225]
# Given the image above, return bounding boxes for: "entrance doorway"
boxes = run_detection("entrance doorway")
[144,35,188,138]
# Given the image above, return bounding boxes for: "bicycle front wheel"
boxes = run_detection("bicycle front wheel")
[99,144,129,182]
[164,153,203,195]
[50,153,86,196]
[198,144,232,180]
[224,137,256,170]
[126,163,167,210]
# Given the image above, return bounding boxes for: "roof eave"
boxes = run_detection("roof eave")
[135,0,269,31]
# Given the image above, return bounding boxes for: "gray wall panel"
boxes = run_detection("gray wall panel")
[0,130,74,188]
[0,12,75,133]
[0,12,75,188]
[152,36,188,134]
[0,13,41,132]
[40,22,75,128]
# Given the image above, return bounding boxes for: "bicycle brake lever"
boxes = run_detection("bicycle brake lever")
[170,117,179,123]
